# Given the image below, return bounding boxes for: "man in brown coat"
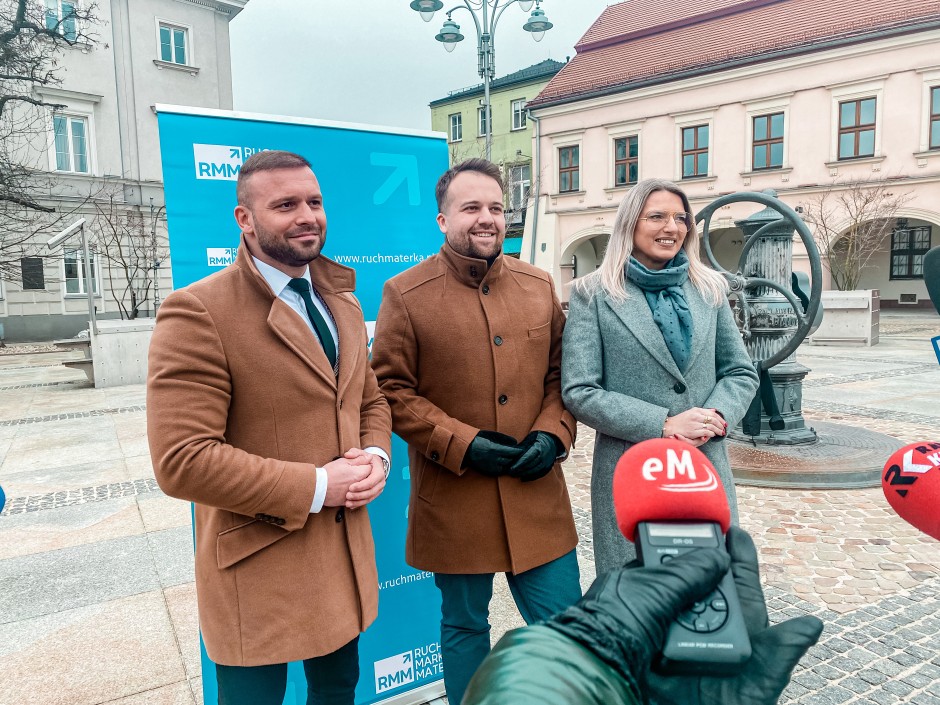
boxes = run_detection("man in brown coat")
[147,151,392,705]
[371,158,581,704]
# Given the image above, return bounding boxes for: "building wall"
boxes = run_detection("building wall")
[0,0,242,342]
[526,31,940,306]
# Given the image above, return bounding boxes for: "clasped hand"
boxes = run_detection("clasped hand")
[323,448,386,509]
[462,430,561,482]
[664,407,727,447]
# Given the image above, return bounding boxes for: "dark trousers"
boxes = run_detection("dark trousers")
[216,636,359,705]
[434,549,581,705]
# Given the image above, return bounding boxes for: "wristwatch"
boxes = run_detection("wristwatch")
[381,455,390,479]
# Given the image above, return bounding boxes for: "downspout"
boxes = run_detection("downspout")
[526,108,541,265]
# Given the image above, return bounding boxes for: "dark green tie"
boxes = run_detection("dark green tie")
[286,278,337,367]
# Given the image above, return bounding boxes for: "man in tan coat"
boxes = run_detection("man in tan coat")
[371,158,581,704]
[147,151,392,705]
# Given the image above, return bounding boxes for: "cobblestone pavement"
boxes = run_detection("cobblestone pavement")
[0,313,938,704]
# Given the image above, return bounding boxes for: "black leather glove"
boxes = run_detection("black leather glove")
[547,527,823,705]
[648,528,824,705]
[507,431,562,482]
[463,431,524,476]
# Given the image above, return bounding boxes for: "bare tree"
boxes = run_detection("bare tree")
[88,188,167,320]
[0,0,99,281]
[801,177,912,291]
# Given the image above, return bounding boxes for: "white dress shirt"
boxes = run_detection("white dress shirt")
[253,256,389,513]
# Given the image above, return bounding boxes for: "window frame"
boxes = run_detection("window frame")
[20,257,46,291]
[827,78,885,164]
[613,135,639,187]
[511,99,527,131]
[681,124,709,179]
[930,86,940,151]
[63,249,100,297]
[558,145,580,194]
[154,18,194,67]
[478,106,490,137]
[448,113,462,143]
[837,98,877,161]
[507,163,531,225]
[751,112,785,171]
[889,225,931,281]
[45,0,80,41]
[50,112,91,174]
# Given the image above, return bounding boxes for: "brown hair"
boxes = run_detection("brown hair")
[435,158,504,212]
[236,150,312,205]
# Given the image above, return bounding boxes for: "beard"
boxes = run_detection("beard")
[255,222,325,268]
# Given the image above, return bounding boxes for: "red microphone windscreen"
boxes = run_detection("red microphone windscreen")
[614,438,731,542]
[882,442,940,541]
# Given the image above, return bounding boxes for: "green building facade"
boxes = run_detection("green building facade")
[430,59,566,250]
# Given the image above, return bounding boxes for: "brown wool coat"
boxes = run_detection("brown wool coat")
[147,242,391,667]
[371,244,578,575]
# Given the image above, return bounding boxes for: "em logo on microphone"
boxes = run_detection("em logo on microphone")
[641,448,719,492]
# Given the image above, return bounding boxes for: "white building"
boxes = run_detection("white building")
[0,0,246,341]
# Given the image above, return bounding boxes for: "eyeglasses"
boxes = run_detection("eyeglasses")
[638,211,693,230]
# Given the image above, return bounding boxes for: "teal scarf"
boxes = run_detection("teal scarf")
[626,251,693,371]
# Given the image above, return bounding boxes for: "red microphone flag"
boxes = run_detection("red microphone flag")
[882,442,940,541]
[613,438,732,542]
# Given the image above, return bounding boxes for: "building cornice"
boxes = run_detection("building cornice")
[172,0,248,19]
[531,24,940,115]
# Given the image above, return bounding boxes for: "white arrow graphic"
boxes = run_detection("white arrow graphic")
[902,449,933,474]
[371,153,420,206]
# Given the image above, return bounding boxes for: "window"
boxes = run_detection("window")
[838,98,876,160]
[45,0,78,41]
[512,99,527,130]
[931,87,940,150]
[752,113,784,170]
[508,164,531,225]
[558,146,579,193]
[158,23,188,65]
[21,258,45,290]
[681,125,709,178]
[614,136,638,186]
[478,107,490,137]
[52,114,89,173]
[64,250,98,295]
[890,225,931,280]
[449,113,462,143]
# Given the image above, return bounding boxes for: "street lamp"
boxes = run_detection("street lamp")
[47,218,98,336]
[411,0,554,161]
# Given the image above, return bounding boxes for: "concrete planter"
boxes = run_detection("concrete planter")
[90,318,156,387]
[807,289,880,346]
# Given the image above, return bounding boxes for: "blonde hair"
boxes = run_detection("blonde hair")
[573,178,728,305]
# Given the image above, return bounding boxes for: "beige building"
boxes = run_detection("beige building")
[523,0,940,308]
[0,0,246,342]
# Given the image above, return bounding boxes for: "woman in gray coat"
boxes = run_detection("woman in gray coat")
[562,179,759,575]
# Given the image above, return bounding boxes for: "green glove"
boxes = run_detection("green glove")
[463,430,524,476]
[508,431,562,482]
[648,528,824,705]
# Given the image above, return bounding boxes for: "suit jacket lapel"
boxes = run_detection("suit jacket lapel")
[605,281,683,381]
[267,300,338,390]
[684,282,715,373]
[322,291,362,400]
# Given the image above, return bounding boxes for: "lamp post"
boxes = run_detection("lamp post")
[411,0,553,161]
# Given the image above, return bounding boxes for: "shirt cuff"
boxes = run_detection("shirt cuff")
[365,446,391,478]
[310,467,328,513]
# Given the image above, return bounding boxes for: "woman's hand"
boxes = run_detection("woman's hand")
[664,407,727,446]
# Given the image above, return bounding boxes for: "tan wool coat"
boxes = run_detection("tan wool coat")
[147,242,391,667]
[371,244,578,575]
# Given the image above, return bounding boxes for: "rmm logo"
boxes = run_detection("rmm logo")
[206,248,237,267]
[193,144,268,181]
[373,651,414,694]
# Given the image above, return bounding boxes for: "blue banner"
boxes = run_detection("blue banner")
[156,106,448,704]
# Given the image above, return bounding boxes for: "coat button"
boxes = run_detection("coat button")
[494,336,503,346]
[254,513,264,521]
[430,451,440,461]
[498,394,508,405]
[673,381,687,394]
[276,518,285,526]
[482,285,490,295]
[336,508,345,523]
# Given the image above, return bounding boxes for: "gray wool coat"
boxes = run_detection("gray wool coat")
[562,278,759,575]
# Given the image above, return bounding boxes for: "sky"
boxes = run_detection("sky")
[229,0,616,132]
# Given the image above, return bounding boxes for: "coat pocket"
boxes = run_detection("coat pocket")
[217,518,291,569]
[527,321,551,338]
[415,457,440,504]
